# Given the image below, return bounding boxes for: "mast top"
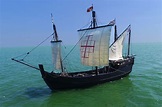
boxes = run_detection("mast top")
[92,11,97,28]
[51,13,59,41]
[87,5,97,28]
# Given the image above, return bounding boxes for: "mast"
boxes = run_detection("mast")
[79,6,112,70]
[114,25,117,41]
[52,22,58,41]
[128,25,131,56]
[91,7,98,74]
[51,13,58,41]
[51,14,64,72]
[92,10,97,28]
[109,26,129,60]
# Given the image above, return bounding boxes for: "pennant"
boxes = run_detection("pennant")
[108,19,116,26]
[87,6,93,12]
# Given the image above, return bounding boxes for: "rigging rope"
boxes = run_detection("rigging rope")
[12,33,54,61]
[62,28,89,62]
[62,12,98,62]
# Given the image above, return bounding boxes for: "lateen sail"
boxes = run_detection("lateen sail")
[109,26,130,60]
[78,25,112,66]
[51,40,62,70]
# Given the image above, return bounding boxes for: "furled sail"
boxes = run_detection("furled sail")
[109,26,130,60]
[51,40,62,70]
[78,25,112,66]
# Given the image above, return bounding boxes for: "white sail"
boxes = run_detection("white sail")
[78,25,112,66]
[109,26,130,60]
[51,41,62,70]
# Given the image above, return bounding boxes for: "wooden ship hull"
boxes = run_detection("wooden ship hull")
[39,56,134,90]
[12,6,135,91]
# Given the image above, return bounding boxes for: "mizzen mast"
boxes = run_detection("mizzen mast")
[114,25,117,41]
[127,25,131,56]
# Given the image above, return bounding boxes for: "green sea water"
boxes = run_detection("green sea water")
[0,43,162,107]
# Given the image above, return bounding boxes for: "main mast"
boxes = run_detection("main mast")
[87,5,97,28]
[79,6,112,73]
[91,6,98,75]
[92,10,97,28]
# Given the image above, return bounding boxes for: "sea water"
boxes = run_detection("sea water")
[0,43,162,107]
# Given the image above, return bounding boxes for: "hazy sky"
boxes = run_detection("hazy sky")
[0,0,162,47]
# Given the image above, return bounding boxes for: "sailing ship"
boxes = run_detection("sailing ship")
[12,6,135,90]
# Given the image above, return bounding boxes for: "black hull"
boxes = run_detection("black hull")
[39,56,134,90]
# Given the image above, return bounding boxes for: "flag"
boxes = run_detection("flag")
[108,19,115,26]
[87,6,93,12]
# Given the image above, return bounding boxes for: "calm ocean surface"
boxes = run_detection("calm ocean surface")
[0,43,162,107]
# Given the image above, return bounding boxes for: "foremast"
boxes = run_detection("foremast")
[51,14,64,72]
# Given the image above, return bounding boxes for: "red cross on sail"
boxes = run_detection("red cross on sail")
[78,25,112,66]
[80,35,95,58]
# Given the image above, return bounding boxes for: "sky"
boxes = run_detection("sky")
[0,0,162,47]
